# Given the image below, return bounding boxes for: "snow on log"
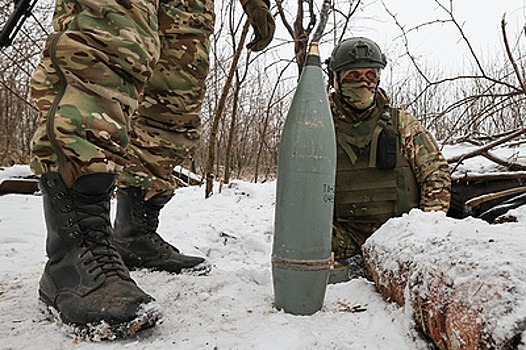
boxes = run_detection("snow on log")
[362,210,526,350]
[0,165,38,195]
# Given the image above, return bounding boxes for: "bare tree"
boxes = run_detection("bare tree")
[204,0,251,198]
[0,0,51,166]
[383,0,526,143]
[275,0,319,73]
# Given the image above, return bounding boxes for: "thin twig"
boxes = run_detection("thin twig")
[0,77,37,111]
[447,127,526,164]
[501,13,526,94]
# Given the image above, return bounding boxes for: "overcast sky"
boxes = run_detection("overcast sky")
[330,0,526,71]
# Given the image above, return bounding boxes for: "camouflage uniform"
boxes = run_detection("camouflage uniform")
[30,0,214,199]
[331,89,451,259]
[28,0,274,335]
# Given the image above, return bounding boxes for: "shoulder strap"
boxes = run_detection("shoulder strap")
[337,132,358,164]
[369,110,395,167]
[336,106,398,166]
[390,107,399,130]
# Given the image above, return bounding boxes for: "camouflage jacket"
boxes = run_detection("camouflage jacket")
[330,89,451,212]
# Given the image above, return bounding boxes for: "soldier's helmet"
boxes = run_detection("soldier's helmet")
[328,37,387,73]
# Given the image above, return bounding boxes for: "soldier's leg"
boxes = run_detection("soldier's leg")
[331,221,363,260]
[329,222,372,283]
[30,0,161,184]
[30,0,162,337]
[118,0,214,198]
[113,0,214,274]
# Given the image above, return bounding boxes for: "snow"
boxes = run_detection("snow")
[364,209,526,347]
[174,165,203,183]
[0,164,35,183]
[0,176,433,349]
[442,142,526,178]
[0,167,524,349]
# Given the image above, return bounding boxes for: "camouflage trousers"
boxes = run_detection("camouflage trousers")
[30,0,214,199]
[332,221,379,259]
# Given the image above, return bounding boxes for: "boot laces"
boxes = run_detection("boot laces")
[76,201,128,280]
[137,202,180,254]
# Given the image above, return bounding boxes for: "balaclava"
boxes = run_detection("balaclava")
[339,68,379,110]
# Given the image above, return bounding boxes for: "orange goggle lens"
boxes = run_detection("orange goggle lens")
[341,69,377,82]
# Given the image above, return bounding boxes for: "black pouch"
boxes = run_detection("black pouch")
[376,128,397,170]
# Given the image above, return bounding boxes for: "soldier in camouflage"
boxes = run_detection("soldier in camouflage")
[30,0,274,338]
[327,38,451,283]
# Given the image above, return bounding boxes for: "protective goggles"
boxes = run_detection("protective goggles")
[340,68,378,83]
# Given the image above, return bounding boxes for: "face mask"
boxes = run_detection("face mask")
[339,68,379,110]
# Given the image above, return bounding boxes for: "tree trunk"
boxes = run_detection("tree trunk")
[205,20,250,198]
[223,77,240,186]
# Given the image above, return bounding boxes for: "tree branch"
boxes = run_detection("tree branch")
[312,0,331,43]
[447,127,526,164]
[275,0,295,38]
[501,13,526,94]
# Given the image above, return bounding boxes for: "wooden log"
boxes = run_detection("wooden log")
[0,178,38,195]
[465,187,526,211]
[448,173,526,219]
[362,210,526,350]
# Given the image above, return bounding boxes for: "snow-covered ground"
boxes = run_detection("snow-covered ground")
[0,174,433,349]
[1,140,526,350]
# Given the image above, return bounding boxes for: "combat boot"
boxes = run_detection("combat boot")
[113,187,210,275]
[328,254,371,284]
[38,173,161,340]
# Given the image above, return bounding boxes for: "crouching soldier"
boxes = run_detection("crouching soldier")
[327,37,451,283]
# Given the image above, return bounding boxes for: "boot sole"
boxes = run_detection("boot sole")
[180,260,212,276]
[38,297,162,341]
[127,260,213,276]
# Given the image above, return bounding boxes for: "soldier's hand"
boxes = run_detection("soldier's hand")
[241,0,275,52]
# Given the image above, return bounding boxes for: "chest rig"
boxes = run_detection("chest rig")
[334,105,419,227]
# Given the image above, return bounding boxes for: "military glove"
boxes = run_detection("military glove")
[241,0,275,51]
